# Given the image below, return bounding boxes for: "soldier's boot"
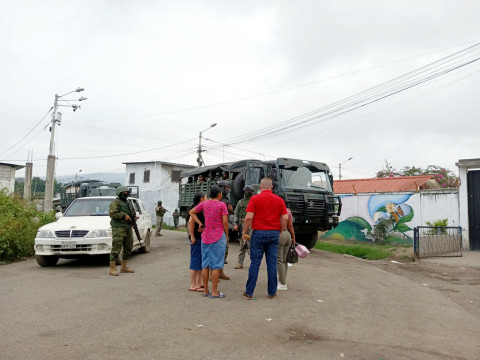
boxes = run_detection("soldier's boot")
[120,260,135,273]
[219,268,230,280]
[109,261,119,276]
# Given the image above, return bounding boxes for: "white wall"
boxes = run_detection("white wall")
[328,190,463,247]
[125,162,191,227]
[0,165,16,193]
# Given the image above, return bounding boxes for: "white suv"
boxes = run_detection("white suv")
[34,196,152,267]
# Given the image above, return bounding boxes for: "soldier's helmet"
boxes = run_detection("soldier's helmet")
[217,180,230,188]
[243,185,254,192]
[157,201,162,205]
[116,186,129,196]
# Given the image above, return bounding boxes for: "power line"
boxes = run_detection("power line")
[77,41,477,124]
[214,43,480,147]
[0,107,52,157]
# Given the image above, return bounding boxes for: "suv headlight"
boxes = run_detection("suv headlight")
[86,229,112,238]
[36,230,55,238]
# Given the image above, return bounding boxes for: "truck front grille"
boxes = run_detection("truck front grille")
[285,194,325,218]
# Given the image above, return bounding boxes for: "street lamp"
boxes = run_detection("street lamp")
[44,87,86,212]
[197,123,217,167]
[339,157,353,180]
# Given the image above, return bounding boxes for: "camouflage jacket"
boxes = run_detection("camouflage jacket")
[155,206,167,216]
[234,197,251,225]
[109,198,134,228]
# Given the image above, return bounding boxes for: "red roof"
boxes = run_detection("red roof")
[333,175,439,194]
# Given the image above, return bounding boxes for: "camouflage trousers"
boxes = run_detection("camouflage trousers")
[237,227,252,265]
[155,216,164,235]
[110,227,133,262]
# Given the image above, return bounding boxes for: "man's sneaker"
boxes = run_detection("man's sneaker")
[268,294,277,299]
[243,292,252,300]
[234,264,243,269]
[277,283,288,291]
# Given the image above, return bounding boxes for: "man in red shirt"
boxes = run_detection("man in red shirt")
[242,177,288,299]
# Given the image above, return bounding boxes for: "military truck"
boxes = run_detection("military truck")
[59,180,138,210]
[178,158,341,249]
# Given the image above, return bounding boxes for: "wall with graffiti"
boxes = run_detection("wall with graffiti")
[321,191,459,245]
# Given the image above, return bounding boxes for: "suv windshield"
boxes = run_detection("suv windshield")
[280,167,332,192]
[64,198,113,216]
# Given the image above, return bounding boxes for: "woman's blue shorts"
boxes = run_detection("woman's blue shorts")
[201,234,226,270]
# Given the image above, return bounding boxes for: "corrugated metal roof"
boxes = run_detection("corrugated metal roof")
[333,175,440,194]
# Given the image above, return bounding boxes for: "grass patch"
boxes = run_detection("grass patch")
[314,241,394,260]
[153,224,187,232]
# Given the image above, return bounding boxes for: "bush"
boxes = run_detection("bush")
[426,218,448,235]
[0,189,56,264]
[371,218,394,245]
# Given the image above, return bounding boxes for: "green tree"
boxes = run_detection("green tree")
[376,160,459,188]
[15,177,63,198]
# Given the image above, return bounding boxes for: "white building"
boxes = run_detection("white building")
[0,162,24,194]
[124,161,195,227]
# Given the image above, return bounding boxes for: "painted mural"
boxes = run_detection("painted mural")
[321,193,414,245]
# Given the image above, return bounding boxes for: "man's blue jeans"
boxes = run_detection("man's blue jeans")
[245,230,279,297]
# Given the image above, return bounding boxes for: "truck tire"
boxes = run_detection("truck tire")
[297,232,318,250]
[35,255,59,267]
[138,229,151,254]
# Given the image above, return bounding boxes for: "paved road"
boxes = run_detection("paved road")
[1,230,479,360]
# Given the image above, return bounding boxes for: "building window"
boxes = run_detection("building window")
[144,170,150,183]
[129,173,135,184]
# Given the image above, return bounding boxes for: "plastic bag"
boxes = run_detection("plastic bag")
[295,243,310,258]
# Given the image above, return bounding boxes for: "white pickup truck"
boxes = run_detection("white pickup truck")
[34,196,152,267]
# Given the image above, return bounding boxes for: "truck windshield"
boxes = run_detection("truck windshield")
[280,167,332,192]
[64,198,113,216]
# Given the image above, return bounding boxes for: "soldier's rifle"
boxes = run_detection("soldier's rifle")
[128,201,144,247]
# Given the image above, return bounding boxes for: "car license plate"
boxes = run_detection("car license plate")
[61,242,76,249]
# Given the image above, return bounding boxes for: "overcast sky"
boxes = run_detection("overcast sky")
[1,1,479,181]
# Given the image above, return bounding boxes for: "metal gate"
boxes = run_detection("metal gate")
[467,170,480,250]
[414,226,462,258]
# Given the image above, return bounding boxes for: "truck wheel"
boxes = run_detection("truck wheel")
[35,255,59,267]
[297,232,318,250]
[138,229,151,254]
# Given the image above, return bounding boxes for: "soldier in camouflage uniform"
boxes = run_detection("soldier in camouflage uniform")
[155,201,168,236]
[108,186,135,276]
[234,185,255,269]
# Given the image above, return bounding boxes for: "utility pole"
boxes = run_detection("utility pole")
[44,95,59,212]
[44,88,86,212]
[338,157,353,180]
[196,123,217,167]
